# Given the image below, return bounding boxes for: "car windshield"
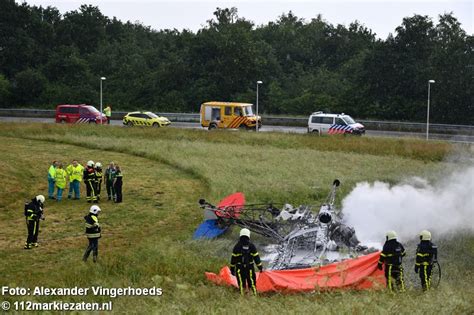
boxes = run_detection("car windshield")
[342,115,356,124]
[86,106,100,113]
[147,112,159,118]
[243,106,254,116]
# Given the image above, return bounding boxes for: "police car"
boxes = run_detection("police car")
[307,112,365,135]
[122,111,171,127]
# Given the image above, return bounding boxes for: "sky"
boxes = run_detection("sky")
[20,0,473,39]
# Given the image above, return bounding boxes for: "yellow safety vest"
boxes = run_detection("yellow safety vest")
[104,107,111,117]
[55,168,67,189]
[67,164,84,182]
[48,165,56,180]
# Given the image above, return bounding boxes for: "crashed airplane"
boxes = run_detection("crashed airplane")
[195,180,374,270]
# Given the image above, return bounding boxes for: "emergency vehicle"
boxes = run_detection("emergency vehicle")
[55,104,107,124]
[200,102,261,130]
[307,112,365,135]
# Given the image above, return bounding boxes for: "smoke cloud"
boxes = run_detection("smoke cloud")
[342,166,474,245]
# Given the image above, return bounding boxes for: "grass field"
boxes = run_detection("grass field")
[0,123,473,314]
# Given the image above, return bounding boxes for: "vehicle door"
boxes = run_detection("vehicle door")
[321,117,334,133]
[210,107,223,128]
[222,106,234,128]
[79,107,93,123]
[231,106,245,128]
[140,113,153,126]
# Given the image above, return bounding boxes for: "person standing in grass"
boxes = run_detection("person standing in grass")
[47,161,57,199]
[113,164,123,203]
[67,159,84,200]
[230,228,263,296]
[54,162,67,201]
[84,160,98,203]
[24,195,45,249]
[104,162,116,201]
[104,105,112,124]
[378,230,406,292]
[83,205,101,263]
[415,230,438,291]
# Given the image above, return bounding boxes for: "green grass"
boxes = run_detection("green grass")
[0,123,473,314]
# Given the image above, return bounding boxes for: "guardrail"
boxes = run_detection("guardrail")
[0,108,472,135]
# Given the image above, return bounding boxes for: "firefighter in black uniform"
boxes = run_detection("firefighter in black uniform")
[378,230,406,292]
[83,205,101,263]
[113,165,123,203]
[415,230,438,291]
[94,162,103,201]
[84,160,97,203]
[230,228,263,295]
[24,195,45,249]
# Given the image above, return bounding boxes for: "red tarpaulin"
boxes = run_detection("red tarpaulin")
[205,252,385,293]
[215,192,245,219]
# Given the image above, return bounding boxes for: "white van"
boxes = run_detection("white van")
[307,112,365,135]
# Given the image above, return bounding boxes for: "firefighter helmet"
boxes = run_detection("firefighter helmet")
[95,162,102,169]
[386,230,397,241]
[420,230,431,241]
[36,195,45,203]
[240,228,251,238]
[90,205,101,215]
[87,160,94,167]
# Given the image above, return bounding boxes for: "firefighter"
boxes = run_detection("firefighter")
[94,162,103,201]
[230,228,263,295]
[84,160,98,203]
[47,161,57,199]
[83,205,101,263]
[54,162,67,201]
[378,230,406,292]
[67,159,84,199]
[24,195,45,249]
[104,162,116,201]
[113,164,123,203]
[415,230,438,291]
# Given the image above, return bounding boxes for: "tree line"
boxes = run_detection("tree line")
[0,1,472,123]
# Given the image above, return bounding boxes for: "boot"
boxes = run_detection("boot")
[93,255,98,263]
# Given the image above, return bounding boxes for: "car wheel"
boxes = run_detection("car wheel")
[153,122,160,128]
[312,130,320,136]
[208,123,217,130]
[127,121,133,127]
[60,119,66,124]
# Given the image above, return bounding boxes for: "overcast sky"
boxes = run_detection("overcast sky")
[20,0,473,39]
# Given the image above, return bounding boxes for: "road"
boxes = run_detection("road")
[0,117,472,143]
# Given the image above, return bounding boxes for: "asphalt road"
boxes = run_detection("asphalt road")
[1,117,473,143]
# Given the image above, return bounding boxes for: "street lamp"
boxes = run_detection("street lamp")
[256,80,263,132]
[426,80,435,140]
[100,77,106,124]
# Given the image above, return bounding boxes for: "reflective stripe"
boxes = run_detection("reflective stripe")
[250,252,259,257]
[417,253,430,257]
[232,253,242,257]
[256,262,262,267]
[388,265,392,291]
[230,264,235,267]
[85,223,95,228]
[249,269,257,296]
[86,233,101,238]
[237,269,244,295]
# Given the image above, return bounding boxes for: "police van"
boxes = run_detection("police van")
[307,112,365,135]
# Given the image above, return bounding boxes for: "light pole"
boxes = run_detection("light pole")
[100,77,106,124]
[426,80,435,140]
[256,80,263,132]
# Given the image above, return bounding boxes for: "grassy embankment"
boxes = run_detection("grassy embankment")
[0,123,472,314]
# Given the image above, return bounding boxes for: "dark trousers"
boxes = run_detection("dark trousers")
[106,180,114,200]
[419,265,433,290]
[236,266,257,295]
[114,181,122,203]
[85,180,97,202]
[26,219,39,246]
[384,265,405,292]
[83,238,99,262]
[96,180,102,200]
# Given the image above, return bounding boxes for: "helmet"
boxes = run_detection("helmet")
[386,230,397,241]
[240,228,251,238]
[420,230,431,241]
[89,205,101,215]
[95,162,102,169]
[87,160,94,167]
[36,195,45,204]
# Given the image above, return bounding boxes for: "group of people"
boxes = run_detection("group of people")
[24,195,103,263]
[47,160,123,203]
[378,230,438,292]
[229,228,438,295]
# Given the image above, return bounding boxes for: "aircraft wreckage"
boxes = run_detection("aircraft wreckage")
[194,180,374,270]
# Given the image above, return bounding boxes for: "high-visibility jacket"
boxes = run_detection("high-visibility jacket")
[55,168,67,189]
[104,106,111,117]
[48,165,56,180]
[67,164,84,182]
[85,214,101,238]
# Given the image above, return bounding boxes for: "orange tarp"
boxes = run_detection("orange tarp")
[205,251,385,293]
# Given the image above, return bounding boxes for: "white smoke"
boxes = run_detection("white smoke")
[342,166,474,245]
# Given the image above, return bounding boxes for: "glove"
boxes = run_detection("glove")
[415,267,419,274]
[258,266,263,272]
[230,267,235,276]
[377,263,383,270]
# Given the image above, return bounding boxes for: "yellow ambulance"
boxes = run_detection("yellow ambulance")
[199,101,261,130]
